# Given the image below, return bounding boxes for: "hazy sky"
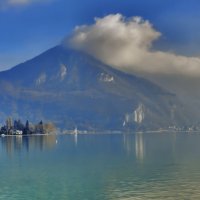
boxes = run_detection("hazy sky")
[1,0,200,71]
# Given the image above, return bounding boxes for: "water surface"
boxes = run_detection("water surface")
[0,133,200,200]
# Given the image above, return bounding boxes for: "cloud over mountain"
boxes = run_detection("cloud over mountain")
[65,14,200,77]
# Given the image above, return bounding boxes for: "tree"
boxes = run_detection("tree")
[38,120,44,134]
[16,120,24,131]
[25,120,30,130]
[23,120,30,135]
[43,122,56,134]
[6,117,12,130]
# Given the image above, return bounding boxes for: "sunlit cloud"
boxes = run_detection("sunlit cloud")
[65,14,200,77]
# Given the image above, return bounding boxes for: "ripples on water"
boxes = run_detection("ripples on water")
[0,133,200,199]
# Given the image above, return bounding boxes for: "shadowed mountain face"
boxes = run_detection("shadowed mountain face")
[0,46,189,130]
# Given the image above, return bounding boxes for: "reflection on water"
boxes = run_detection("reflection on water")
[0,133,200,200]
[74,133,78,146]
[1,135,57,155]
[123,133,145,162]
[135,133,145,162]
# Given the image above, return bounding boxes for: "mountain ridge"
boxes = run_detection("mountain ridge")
[0,45,189,130]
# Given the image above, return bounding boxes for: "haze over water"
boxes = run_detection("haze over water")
[0,133,200,200]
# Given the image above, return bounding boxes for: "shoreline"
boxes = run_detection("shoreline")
[1,130,200,137]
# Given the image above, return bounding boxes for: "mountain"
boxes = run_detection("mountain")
[0,45,189,130]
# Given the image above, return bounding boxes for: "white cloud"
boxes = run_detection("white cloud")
[65,14,200,77]
[0,0,50,9]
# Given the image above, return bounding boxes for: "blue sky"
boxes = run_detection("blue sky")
[0,0,200,71]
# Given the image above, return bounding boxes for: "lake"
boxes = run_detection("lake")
[0,133,200,199]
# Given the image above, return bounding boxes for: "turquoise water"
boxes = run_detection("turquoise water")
[0,133,200,199]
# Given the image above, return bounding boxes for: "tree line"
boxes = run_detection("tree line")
[0,117,56,135]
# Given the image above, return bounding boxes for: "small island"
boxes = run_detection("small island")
[0,117,56,136]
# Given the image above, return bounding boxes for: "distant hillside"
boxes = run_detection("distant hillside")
[0,45,189,130]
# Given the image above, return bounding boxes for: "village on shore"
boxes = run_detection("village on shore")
[0,117,56,136]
